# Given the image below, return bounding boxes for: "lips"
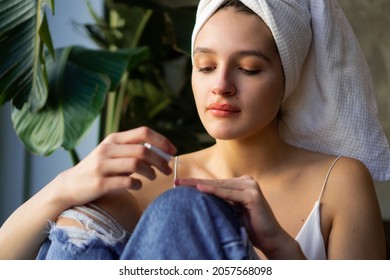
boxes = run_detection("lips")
[207,102,241,117]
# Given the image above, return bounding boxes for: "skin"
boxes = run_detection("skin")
[0,8,386,260]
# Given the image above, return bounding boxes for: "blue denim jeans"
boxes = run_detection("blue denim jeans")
[36,203,130,259]
[36,187,258,260]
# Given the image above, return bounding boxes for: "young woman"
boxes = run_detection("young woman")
[0,0,389,260]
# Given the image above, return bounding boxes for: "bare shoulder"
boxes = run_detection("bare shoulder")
[321,156,386,259]
[294,150,374,192]
[325,156,375,199]
[317,155,379,214]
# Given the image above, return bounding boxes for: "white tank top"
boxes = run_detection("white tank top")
[173,155,342,260]
[295,156,341,259]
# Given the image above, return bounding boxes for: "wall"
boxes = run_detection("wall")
[339,0,390,220]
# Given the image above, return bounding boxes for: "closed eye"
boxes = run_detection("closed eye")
[198,66,216,73]
[240,68,261,76]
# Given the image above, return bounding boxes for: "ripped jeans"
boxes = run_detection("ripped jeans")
[36,187,258,260]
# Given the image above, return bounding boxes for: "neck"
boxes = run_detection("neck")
[210,129,289,180]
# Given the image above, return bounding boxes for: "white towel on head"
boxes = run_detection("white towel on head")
[192,0,390,181]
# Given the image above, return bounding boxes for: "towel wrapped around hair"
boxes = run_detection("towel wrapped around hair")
[191,0,390,181]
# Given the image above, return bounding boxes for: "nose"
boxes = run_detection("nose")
[211,68,236,97]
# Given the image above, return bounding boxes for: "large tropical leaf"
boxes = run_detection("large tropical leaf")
[11,46,149,156]
[0,0,54,111]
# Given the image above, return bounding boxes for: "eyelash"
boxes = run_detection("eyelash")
[240,68,261,76]
[198,67,215,73]
[198,67,261,76]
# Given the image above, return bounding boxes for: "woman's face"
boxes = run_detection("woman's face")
[192,8,285,141]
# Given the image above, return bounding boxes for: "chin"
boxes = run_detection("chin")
[205,126,244,141]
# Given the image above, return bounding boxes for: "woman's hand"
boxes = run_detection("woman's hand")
[175,176,305,259]
[56,126,177,208]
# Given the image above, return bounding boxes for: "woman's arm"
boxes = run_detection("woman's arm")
[325,158,386,259]
[0,127,176,259]
[0,175,77,259]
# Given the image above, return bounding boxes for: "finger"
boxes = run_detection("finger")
[103,127,177,155]
[174,178,199,187]
[98,143,172,175]
[175,178,243,190]
[175,178,217,187]
[102,176,143,191]
[175,178,242,203]
[196,182,244,201]
[102,158,158,180]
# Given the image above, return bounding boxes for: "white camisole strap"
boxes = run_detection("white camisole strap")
[318,156,343,202]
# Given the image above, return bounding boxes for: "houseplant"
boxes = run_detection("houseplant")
[0,0,210,165]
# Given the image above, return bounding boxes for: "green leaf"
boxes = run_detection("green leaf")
[43,0,55,13]
[39,10,55,60]
[148,98,171,119]
[68,46,149,90]
[0,0,54,110]
[11,47,109,155]
[106,0,195,53]
[11,46,149,155]
[86,0,104,26]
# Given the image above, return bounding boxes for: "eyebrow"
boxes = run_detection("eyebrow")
[193,47,271,62]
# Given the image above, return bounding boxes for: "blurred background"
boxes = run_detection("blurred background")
[1,0,389,236]
[338,0,390,219]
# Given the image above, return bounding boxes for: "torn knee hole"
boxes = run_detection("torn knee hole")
[55,216,86,229]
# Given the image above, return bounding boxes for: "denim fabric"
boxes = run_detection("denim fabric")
[36,204,130,260]
[121,187,252,260]
[36,225,129,260]
[37,187,258,260]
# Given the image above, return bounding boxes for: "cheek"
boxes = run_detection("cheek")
[191,72,207,107]
[245,96,278,123]
[257,73,284,106]
[244,81,283,119]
